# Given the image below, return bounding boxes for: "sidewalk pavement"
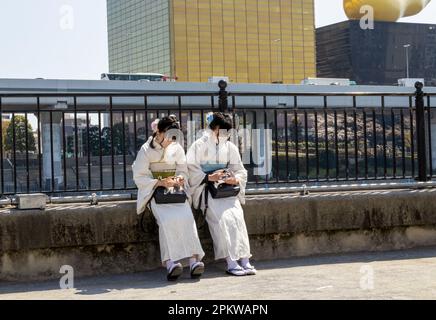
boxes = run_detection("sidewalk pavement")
[1,247,436,300]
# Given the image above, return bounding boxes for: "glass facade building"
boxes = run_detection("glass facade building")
[107,0,316,84]
[316,21,436,86]
[107,0,171,75]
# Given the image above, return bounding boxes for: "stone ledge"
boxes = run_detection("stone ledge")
[2,189,436,281]
[2,189,436,253]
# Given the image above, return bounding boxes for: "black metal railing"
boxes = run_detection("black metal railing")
[0,81,434,196]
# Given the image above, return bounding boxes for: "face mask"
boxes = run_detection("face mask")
[217,129,230,143]
[218,136,229,144]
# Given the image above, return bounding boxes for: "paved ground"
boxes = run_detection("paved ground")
[1,247,436,300]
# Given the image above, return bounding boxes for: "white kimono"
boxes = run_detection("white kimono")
[187,130,252,261]
[132,137,205,264]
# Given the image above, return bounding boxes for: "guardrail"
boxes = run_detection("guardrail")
[0,81,434,196]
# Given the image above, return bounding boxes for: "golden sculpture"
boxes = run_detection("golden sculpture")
[344,0,432,22]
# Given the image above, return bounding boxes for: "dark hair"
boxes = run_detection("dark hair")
[209,112,233,131]
[150,115,180,149]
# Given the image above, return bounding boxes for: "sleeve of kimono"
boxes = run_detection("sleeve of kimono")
[174,144,189,187]
[228,142,247,187]
[186,139,208,208]
[228,142,248,203]
[132,144,158,190]
[187,140,207,188]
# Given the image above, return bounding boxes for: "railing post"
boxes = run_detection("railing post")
[218,80,228,112]
[415,81,428,181]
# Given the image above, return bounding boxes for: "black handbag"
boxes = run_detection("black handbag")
[207,182,240,199]
[204,168,240,199]
[153,186,187,204]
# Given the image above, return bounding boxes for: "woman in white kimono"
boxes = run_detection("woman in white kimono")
[132,116,205,281]
[187,112,256,276]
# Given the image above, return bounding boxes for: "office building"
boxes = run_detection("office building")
[107,0,316,84]
[316,21,436,86]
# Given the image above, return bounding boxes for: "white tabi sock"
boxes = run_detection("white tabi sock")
[226,257,240,270]
[166,260,177,272]
[189,258,197,269]
[240,258,253,269]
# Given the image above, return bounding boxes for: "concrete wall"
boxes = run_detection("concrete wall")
[2,189,436,282]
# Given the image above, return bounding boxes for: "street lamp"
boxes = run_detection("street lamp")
[273,39,282,84]
[403,44,411,79]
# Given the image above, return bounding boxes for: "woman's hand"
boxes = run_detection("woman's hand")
[224,177,239,186]
[174,175,185,186]
[157,177,178,188]
[208,170,226,182]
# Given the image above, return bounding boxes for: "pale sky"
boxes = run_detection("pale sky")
[0,0,435,80]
